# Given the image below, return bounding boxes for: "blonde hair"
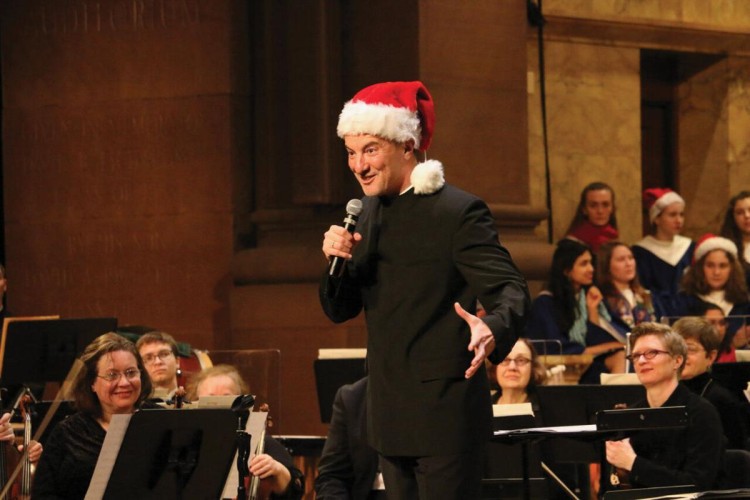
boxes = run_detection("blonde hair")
[186,364,249,400]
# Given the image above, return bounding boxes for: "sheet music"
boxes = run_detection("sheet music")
[493,424,596,436]
[84,414,132,500]
[221,411,268,499]
[492,402,533,417]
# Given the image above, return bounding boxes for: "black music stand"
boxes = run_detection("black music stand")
[313,358,366,423]
[0,317,117,386]
[91,408,238,500]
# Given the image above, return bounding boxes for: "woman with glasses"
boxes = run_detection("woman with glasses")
[489,339,546,406]
[673,317,749,450]
[526,239,627,383]
[33,333,153,499]
[605,322,724,491]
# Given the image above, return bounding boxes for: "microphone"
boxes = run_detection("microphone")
[328,199,363,277]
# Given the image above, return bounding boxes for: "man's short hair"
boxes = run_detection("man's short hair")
[136,331,178,354]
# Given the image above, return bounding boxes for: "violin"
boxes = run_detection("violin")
[248,403,273,500]
[0,389,35,500]
[18,395,32,500]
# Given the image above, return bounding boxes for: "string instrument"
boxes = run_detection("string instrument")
[0,390,36,500]
[18,395,33,500]
[0,360,84,500]
[248,403,272,500]
[247,427,266,500]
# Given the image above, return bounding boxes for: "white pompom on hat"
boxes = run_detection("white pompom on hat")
[643,187,685,223]
[693,233,738,264]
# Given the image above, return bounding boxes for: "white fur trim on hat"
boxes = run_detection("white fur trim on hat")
[649,191,685,223]
[337,101,423,149]
[694,235,738,263]
[411,160,444,195]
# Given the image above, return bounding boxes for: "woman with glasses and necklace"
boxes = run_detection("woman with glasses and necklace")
[605,322,725,491]
[33,333,154,499]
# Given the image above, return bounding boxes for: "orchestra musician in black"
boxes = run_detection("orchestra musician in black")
[33,333,153,499]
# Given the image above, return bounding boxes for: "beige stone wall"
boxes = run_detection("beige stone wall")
[528,40,642,243]
[528,1,750,244]
[544,0,750,31]
[728,57,750,198]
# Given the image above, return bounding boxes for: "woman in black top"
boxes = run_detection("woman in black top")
[605,322,725,490]
[33,333,153,499]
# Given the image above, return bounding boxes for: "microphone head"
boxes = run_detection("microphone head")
[346,199,363,217]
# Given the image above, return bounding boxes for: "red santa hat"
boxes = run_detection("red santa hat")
[693,233,738,264]
[643,188,685,223]
[337,81,435,150]
[337,81,444,194]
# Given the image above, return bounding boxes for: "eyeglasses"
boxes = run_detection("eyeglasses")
[142,350,174,365]
[627,349,670,363]
[500,357,531,367]
[97,368,141,383]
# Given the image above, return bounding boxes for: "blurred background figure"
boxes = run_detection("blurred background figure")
[189,365,304,499]
[0,263,8,323]
[633,188,693,316]
[679,234,750,358]
[673,316,749,451]
[597,241,659,331]
[720,191,750,290]
[527,239,626,383]
[565,182,618,253]
[315,377,382,500]
[136,331,180,400]
[700,303,738,363]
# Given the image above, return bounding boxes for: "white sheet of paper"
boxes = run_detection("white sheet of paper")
[492,402,533,417]
[220,411,268,499]
[493,424,596,436]
[84,413,132,500]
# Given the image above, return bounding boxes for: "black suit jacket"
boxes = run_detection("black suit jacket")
[315,377,379,500]
[320,185,530,456]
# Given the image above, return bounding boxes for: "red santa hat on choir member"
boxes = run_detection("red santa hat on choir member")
[693,233,738,264]
[643,188,685,223]
[337,81,444,194]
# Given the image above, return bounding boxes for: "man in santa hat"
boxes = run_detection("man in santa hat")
[319,81,530,499]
